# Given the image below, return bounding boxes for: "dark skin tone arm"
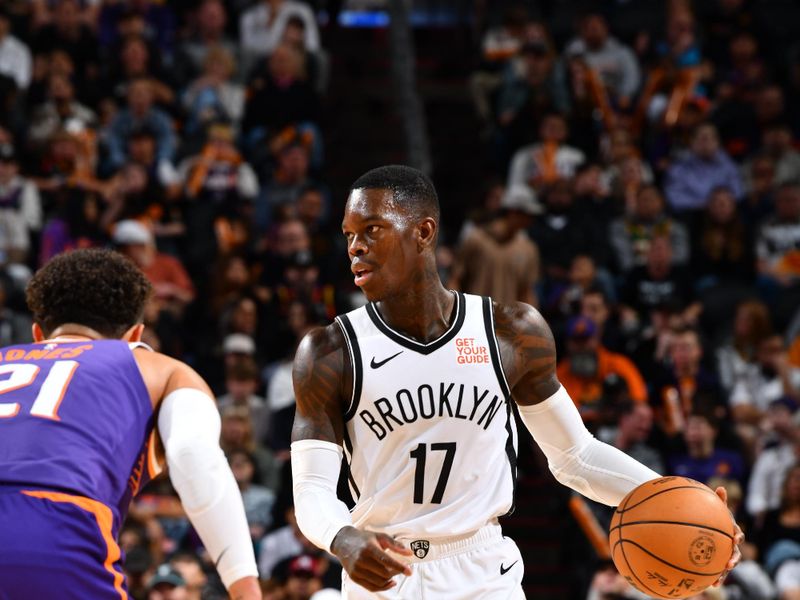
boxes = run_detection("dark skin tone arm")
[491,300,742,585]
[291,325,412,593]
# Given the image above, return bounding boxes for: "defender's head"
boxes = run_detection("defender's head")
[343,165,440,302]
[26,248,152,340]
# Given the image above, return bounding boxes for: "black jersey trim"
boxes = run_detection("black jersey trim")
[482,296,518,516]
[335,315,363,422]
[342,428,361,501]
[365,291,466,355]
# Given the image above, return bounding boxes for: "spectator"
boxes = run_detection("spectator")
[747,398,800,520]
[742,152,778,225]
[220,405,279,490]
[243,44,321,158]
[169,553,208,600]
[147,563,187,600]
[599,400,664,474]
[609,184,690,273]
[564,12,641,108]
[105,78,176,171]
[529,179,605,285]
[690,186,754,285]
[754,463,800,579]
[255,140,316,230]
[0,8,32,90]
[240,0,320,61]
[0,143,42,266]
[664,123,744,212]
[448,184,540,305]
[756,182,800,319]
[112,219,195,315]
[493,40,567,155]
[28,73,97,150]
[217,357,270,444]
[97,0,176,56]
[621,235,696,323]
[730,334,800,443]
[105,35,176,110]
[282,554,324,600]
[470,6,529,131]
[175,0,239,86]
[229,449,276,540]
[258,506,317,579]
[556,315,648,423]
[181,46,246,136]
[31,0,99,95]
[652,327,725,438]
[668,411,746,486]
[717,300,773,395]
[760,121,800,186]
[507,113,585,193]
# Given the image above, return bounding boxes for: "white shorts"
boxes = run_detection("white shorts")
[342,522,525,599]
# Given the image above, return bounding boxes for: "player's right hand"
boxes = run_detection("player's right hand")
[331,526,413,591]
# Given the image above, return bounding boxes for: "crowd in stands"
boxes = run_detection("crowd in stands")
[460,1,800,598]
[1,0,800,598]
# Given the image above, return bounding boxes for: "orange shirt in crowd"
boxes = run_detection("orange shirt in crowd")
[556,346,648,420]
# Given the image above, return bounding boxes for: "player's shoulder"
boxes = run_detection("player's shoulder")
[491,300,552,339]
[295,322,348,367]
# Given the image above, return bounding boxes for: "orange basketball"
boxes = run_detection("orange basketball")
[609,476,735,599]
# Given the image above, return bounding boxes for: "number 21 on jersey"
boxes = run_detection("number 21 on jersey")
[0,361,79,420]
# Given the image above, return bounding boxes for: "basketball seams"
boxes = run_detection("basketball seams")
[615,539,666,598]
[608,520,734,540]
[613,538,722,578]
[615,484,719,514]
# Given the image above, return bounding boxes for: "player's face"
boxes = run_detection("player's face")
[342,188,422,302]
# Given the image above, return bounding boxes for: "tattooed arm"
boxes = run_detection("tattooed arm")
[493,301,742,578]
[291,325,412,592]
[493,300,661,501]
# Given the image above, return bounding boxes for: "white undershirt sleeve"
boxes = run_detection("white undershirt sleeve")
[291,439,354,552]
[158,388,258,589]
[518,386,660,506]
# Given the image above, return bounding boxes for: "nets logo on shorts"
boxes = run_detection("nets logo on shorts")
[410,540,430,559]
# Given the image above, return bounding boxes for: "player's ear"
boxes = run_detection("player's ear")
[31,323,45,342]
[123,323,145,342]
[417,217,437,251]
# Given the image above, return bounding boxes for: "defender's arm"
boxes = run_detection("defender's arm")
[139,352,259,600]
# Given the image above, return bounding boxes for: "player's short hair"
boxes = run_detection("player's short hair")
[26,248,152,338]
[350,165,440,222]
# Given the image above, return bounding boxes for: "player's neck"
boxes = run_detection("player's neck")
[45,324,106,341]
[375,280,455,344]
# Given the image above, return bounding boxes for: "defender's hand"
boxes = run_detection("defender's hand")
[228,575,262,599]
[331,526,413,591]
[712,486,744,587]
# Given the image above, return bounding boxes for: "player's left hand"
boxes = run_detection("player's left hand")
[712,486,744,587]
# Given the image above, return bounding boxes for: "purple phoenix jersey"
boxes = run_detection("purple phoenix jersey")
[0,339,161,600]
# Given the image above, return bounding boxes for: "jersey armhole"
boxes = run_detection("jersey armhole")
[335,315,363,422]
[481,297,512,400]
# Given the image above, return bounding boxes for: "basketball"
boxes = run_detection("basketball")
[609,476,735,599]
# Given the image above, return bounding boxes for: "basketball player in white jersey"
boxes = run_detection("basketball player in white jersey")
[290,166,742,598]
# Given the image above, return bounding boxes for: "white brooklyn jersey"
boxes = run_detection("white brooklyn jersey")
[335,292,518,539]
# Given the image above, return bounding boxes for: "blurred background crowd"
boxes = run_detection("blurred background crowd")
[1,0,800,598]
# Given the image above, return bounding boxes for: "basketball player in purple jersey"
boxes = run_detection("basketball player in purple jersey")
[0,249,260,600]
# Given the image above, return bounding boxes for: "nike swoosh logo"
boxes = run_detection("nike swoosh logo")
[500,561,518,575]
[370,351,403,369]
[214,546,230,569]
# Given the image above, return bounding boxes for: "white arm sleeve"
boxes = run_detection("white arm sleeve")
[518,386,661,506]
[291,439,354,552]
[158,388,258,589]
